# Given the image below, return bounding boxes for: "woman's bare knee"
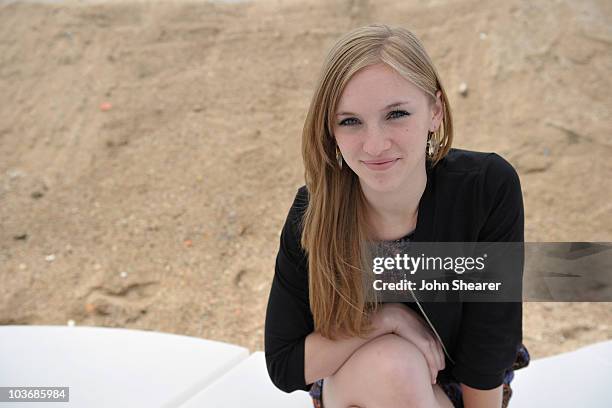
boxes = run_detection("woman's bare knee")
[366,334,431,381]
[322,334,439,408]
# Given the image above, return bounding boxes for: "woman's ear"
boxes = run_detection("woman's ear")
[430,90,443,132]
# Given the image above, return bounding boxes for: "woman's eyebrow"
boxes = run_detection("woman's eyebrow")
[335,101,412,116]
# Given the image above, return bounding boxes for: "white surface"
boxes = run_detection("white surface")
[180,352,312,408]
[2,325,610,408]
[511,340,612,407]
[0,325,249,408]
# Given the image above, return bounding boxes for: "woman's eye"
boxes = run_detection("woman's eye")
[338,118,359,126]
[388,110,410,119]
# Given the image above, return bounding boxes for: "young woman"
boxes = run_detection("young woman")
[265,24,529,408]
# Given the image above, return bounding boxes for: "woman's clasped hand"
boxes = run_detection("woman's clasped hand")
[370,303,446,385]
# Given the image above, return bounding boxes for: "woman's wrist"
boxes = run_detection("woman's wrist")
[369,304,397,338]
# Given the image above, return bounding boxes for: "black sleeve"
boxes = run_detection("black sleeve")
[264,186,314,393]
[451,153,525,390]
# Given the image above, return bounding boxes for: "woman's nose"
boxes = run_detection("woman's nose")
[362,127,392,157]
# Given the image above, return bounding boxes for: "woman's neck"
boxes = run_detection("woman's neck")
[360,167,427,241]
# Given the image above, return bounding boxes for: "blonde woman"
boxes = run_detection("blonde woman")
[265,24,529,408]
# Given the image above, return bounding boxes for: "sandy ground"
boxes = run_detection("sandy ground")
[0,0,611,361]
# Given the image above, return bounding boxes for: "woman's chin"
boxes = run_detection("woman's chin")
[358,175,402,194]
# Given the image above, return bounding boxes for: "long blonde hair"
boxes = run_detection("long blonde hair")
[300,24,453,339]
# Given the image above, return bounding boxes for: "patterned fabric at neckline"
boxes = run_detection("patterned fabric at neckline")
[390,230,415,243]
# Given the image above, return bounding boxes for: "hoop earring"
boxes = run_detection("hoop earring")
[335,145,343,170]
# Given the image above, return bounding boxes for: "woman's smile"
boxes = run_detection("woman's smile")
[362,158,400,171]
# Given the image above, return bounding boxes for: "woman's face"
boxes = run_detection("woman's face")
[333,63,442,193]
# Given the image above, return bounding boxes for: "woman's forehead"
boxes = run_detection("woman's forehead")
[336,66,427,113]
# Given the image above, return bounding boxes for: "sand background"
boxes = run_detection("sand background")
[0,0,611,360]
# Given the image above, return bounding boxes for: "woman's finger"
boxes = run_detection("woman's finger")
[416,339,438,384]
[422,327,444,373]
[434,338,444,370]
[428,339,443,382]
[437,339,445,371]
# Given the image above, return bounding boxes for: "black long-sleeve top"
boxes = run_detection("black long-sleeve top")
[264,148,525,393]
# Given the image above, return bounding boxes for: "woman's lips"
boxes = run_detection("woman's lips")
[362,158,400,171]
